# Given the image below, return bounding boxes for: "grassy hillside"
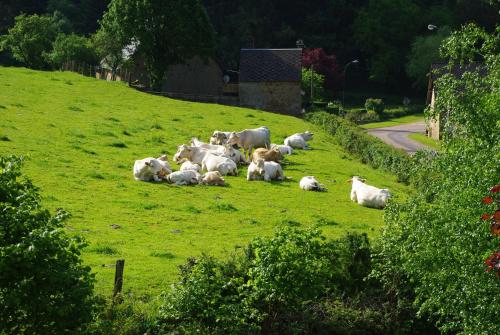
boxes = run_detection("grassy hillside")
[0,67,410,297]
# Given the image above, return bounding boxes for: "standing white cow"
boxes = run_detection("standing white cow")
[133,155,172,182]
[284,131,313,149]
[227,126,271,160]
[348,176,391,209]
[201,153,238,176]
[299,176,326,191]
[246,159,284,182]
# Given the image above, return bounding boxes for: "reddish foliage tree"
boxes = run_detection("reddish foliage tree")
[302,48,343,94]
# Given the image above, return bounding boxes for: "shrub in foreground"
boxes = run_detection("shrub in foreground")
[0,155,98,334]
[364,98,385,115]
[156,227,433,334]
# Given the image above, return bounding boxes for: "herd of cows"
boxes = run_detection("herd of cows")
[133,126,391,209]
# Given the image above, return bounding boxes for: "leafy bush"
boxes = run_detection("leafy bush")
[46,33,98,67]
[157,227,404,334]
[364,98,385,114]
[375,24,500,334]
[0,155,98,334]
[307,112,413,183]
[0,14,61,69]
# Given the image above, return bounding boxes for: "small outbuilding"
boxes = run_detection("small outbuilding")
[426,62,485,140]
[239,48,302,116]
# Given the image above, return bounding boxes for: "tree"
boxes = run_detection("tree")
[354,0,420,84]
[375,24,500,334]
[45,33,98,68]
[92,23,129,76]
[0,13,61,69]
[406,27,451,90]
[101,0,216,90]
[301,68,325,103]
[0,156,98,334]
[302,48,343,94]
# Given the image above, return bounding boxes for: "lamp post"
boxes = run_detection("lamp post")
[342,59,359,109]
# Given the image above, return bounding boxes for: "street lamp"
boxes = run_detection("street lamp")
[342,59,359,109]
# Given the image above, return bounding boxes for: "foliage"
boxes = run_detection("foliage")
[354,0,420,84]
[301,67,325,103]
[0,155,98,334]
[307,112,413,183]
[302,48,343,93]
[101,0,216,90]
[364,98,385,115]
[92,24,129,73]
[45,33,98,68]
[158,227,407,334]
[375,24,500,334]
[406,26,451,89]
[0,13,61,69]
[86,297,159,335]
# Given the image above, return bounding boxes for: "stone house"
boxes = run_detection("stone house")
[239,48,302,116]
[426,63,484,140]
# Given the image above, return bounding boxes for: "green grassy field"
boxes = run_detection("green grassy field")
[360,113,424,129]
[408,133,441,150]
[0,67,411,298]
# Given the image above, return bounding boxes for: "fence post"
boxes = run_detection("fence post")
[113,259,125,297]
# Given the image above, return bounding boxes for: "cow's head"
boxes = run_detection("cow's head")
[211,131,228,145]
[302,131,314,141]
[174,144,192,163]
[272,147,284,160]
[348,176,366,184]
[255,159,265,174]
[226,132,240,146]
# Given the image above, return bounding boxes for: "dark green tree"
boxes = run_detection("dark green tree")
[406,26,451,89]
[45,33,99,68]
[354,0,421,84]
[0,156,98,334]
[101,0,216,90]
[0,13,61,69]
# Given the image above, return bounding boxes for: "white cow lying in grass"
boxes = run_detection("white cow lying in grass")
[133,155,171,182]
[227,126,271,160]
[299,176,326,191]
[284,131,313,149]
[349,176,391,209]
[202,153,238,176]
[174,144,231,165]
[180,161,201,172]
[191,137,247,165]
[247,159,284,181]
[165,170,201,185]
[271,143,293,155]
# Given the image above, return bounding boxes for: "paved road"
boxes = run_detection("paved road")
[366,120,430,154]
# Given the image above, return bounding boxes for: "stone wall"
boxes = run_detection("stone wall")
[239,82,301,116]
[162,57,223,96]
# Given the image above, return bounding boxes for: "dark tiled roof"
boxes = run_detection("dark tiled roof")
[239,49,302,82]
[430,62,486,81]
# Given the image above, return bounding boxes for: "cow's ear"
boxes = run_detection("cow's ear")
[361,179,366,183]
[145,161,151,166]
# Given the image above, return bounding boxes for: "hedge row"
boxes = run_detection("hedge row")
[307,112,413,183]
